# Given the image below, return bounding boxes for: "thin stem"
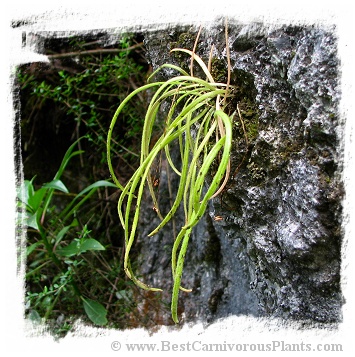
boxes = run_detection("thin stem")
[47,43,144,59]
[190,25,202,77]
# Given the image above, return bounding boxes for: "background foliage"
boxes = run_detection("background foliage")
[16,32,168,336]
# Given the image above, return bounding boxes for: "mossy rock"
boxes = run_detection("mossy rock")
[210,58,228,83]
[169,31,200,71]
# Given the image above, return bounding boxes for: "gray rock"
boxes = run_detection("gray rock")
[134,20,343,326]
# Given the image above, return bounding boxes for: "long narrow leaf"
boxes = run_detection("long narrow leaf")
[109,41,235,324]
[41,137,85,222]
[43,179,69,193]
[59,180,117,223]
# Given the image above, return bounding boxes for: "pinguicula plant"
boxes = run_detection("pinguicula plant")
[107,22,235,323]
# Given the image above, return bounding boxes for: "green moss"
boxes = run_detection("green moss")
[234,97,260,142]
[231,69,257,100]
[210,58,227,83]
[170,31,199,71]
[177,32,196,48]
[245,117,259,142]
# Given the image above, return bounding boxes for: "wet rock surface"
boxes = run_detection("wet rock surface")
[135,21,343,326]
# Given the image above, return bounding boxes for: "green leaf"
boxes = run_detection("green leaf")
[55,219,78,245]
[57,240,80,257]
[16,179,33,205]
[79,238,105,253]
[26,241,43,256]
[75,180,117,199]
[43,179,69,193]
[41,138,85,219]
[27,187,47,212]
[55,226,71,245]
[17,179,46,213]
[57,237,105,257]
[17,177,45,214]
[59,180,117,223]
[26,209,42,230]
[82,297,108,326]
[54,139,85,181]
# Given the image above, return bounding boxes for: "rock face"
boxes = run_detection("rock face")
[134,21,343,326]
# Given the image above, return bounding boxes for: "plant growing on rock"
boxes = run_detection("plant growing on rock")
[107,22,237,323]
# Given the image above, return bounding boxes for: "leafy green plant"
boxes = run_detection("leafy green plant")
[17,34,147,183]
[18,137,118,326]
[107,24,235,323]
